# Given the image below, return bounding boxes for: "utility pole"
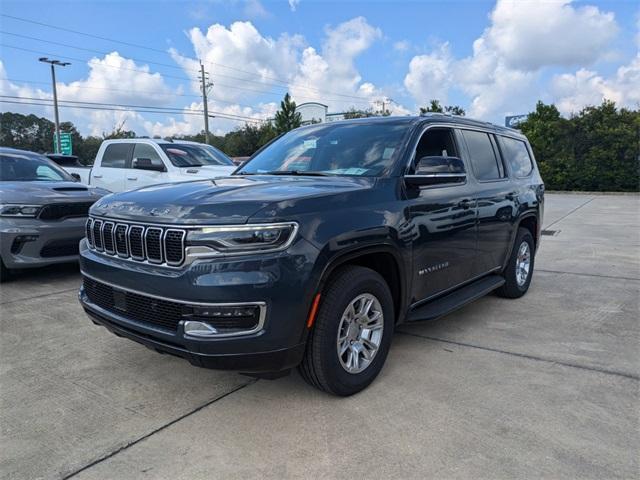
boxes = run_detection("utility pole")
[39,57,70,154]
[200,63,213,144]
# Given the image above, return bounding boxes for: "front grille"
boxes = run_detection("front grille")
[86,217,186,267]
[83,277,183,331]
[39,202,94,220]
[40,238,82,258]
[82,276,262,334]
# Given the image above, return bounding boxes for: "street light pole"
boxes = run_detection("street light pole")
[39,57,70,154]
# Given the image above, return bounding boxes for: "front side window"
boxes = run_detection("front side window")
[101,144,132,168]
[159,144,234,167]
[461,130,504,181]
[237,123,410,177]
[0,151,73,181]
[499,136,533,177]
[133,143,164,168]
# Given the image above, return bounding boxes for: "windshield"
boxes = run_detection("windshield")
[237,122,409,177]
[160,144,234,167]
[0,151,75,182]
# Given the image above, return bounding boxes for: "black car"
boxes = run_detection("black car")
[79,114,544,395]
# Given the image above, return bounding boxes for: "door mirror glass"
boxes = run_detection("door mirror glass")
[406,156,466,187]
[132,157,165,172]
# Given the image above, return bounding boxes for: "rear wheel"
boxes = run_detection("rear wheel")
[496,228,535,298]
[298,266,394,396]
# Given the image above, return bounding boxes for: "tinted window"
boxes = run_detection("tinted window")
[500,136,533,177]
[101,144,132,168]
[461,130,503,181]
[133,143,164,168]
[238,123,410,177]
[0,151,73,182]
[159,144,234,167]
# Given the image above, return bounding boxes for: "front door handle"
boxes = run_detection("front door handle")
[93,174,103,179]
[127,177,138,181]
[458,199,473,210]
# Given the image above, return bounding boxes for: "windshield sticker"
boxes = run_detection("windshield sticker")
[303,139,317,149]
[328,168,368,175]
[383,147,395,159]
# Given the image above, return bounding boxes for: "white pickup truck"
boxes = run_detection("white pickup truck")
[62,139,236,192]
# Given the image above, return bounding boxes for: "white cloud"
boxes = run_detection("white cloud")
[243,0,270,19]
[551,55,640,115]
[403,0,622,120]
[486,0,617,70]
[403,43,452,106]
[393,40,410,53]
[288,0,300,12]
[171,21,304,103]
[289,17,385,112]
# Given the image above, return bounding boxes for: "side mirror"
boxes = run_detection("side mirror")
[132,157,166,172]
[405,156,466,187]
[70,173,81,182]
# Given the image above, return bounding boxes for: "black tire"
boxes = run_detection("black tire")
[0,258,10,283]
[496,228,535,299]
[298,265,394,396]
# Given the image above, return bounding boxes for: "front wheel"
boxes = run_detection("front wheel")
[298,266,394,396]
[496,228,535,298]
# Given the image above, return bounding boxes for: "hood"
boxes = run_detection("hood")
[0,181,109,204]
[90,175,374,225]
[178,165,236,178]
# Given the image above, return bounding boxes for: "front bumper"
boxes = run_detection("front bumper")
[79,236,323,373]
[0,216,86,269]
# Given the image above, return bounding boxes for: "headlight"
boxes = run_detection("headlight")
[187,222,298,254]
[0,204,42,217]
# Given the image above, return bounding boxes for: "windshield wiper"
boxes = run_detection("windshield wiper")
[262,170,331,177]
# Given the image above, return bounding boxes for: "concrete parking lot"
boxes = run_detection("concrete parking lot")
[1,193,638,479]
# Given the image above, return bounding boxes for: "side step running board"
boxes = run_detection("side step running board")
[407,275,505,322]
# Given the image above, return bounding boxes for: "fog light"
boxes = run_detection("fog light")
[183,321,219,337]
[11,235,38,254]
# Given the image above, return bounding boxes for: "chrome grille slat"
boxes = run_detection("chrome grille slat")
[87,217,186,267]
[103,222,115,254]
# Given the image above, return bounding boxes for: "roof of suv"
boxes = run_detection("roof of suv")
[298,114,525,138]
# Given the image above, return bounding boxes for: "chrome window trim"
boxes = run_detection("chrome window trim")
[81,271,267,338]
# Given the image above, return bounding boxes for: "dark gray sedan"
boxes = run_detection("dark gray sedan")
[0,147,109,279]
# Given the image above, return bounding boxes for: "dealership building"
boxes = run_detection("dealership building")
[295,102,348,125]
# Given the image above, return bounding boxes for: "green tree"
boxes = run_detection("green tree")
[274,93,301,134]
[419,100,466,116]
[343,107,376,119]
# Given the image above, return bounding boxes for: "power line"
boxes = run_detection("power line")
[0,95,266,123]
[0,17,374,102]
[1,13,169,55]
[0,99,265,124]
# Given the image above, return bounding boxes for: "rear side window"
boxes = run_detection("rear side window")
[101,144,132,168]
[499,136,533,177]
[461,130,504,181]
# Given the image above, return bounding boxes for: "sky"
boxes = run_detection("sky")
[0,0,638,138]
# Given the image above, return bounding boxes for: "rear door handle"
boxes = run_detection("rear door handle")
[127,177,138,181]
[93,174,103,178]
[458,199,473,210]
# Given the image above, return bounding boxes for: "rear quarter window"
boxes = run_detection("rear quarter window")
[101,144,132,168]
[499,136,533,177]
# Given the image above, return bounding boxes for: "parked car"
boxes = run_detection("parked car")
[46,154,91,183]
[78,114,544,395]
[61,139,236,193]
[0,147,109,280]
